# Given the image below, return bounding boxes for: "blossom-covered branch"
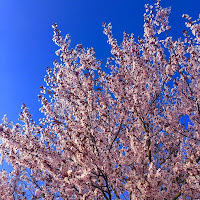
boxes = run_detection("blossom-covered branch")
[0,0,199,199]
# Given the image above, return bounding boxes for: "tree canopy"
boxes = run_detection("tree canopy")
[0,0,200,199]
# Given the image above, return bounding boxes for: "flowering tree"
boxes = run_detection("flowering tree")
[0,0,200,199]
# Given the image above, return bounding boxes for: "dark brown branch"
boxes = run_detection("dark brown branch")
[196,156,200,163]
[90,183,109,200]
[172,191,182,200]
[109,119,123,152]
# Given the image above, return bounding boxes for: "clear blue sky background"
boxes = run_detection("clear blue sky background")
[0,0,200,124]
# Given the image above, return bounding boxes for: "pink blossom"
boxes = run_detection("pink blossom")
[0,1,200,199]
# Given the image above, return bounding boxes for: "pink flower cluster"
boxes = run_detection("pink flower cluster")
[0,0,199,199]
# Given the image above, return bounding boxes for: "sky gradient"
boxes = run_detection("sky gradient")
[1,0,200,124]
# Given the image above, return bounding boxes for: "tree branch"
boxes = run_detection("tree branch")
[172,191,182,200]
[109,118,123,152]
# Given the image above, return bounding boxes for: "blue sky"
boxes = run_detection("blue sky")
[0,0,200,124]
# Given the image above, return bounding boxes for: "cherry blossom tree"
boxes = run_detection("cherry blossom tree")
[0,0,200,199]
